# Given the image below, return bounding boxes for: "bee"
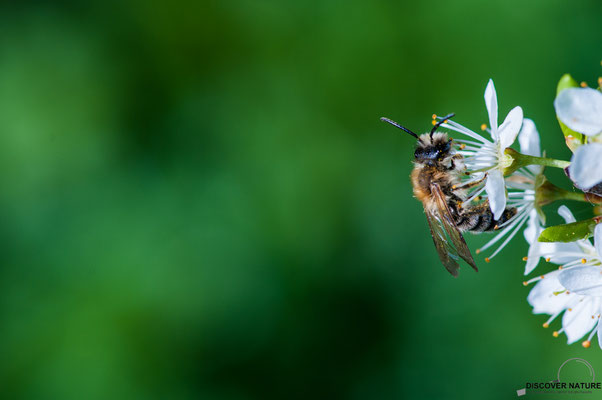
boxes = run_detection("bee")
[381,114,516,277]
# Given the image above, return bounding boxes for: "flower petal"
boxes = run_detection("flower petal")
[484,79,498,139]
[498,106,523,149]
[518,118,541,157]
[527,271,572,315]
[598,308,602,349]
[554,88,602,136]
[569,143,602,189]
[523,209,539,244]
[557,205,576,224]
[485,168,506,220]
[595,224,602,261]
[562,297,599,344]
[558,266,602,297]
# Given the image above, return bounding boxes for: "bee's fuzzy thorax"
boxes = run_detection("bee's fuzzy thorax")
[417,132,449,149]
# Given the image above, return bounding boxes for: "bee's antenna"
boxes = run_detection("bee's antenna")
[380,117,419,139]
[430,113,455,139]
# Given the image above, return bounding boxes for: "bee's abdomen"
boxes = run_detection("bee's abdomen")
[454,203,517,233]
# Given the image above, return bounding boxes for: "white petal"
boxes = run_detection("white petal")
[559,266,602,297]
[562,297,599,344]
[484,79,498,139]
[598,307,602,349]
[595,224,602,260]
[523,209,539,244]
[498,106,523,149]
[485,169,506,220]
[540,241,583,265]
[569,143,602,189]
[527,271,572,314]
[518,118,541,157]
[554,88,602,136]
[558,205,576,224]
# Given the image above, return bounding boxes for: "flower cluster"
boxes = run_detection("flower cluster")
[439,74,602,348]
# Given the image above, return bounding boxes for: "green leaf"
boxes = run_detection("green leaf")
[556,73,579,95]
[538,218,598,243]
[555,74,585,152]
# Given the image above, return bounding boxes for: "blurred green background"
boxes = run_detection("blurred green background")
[0,1,601,399]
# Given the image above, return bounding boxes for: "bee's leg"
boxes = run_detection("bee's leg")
[452,173,487,191]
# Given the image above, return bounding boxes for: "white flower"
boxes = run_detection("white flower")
[472,119,540,262]
[554,87,602,136]
[441,79,523,220]
[526,212,602,348]
[569,143,602,190]
[555,87,602,191]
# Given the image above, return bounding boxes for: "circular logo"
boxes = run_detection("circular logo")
[557,358,595,383]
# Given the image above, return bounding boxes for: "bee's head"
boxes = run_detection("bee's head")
[380,113,455,166]
[414,133,452,164]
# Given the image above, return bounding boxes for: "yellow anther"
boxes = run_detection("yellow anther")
[431,120,437,126]
[475,248,481,254]
[485,257,490,263]
[543,322,549,328]
[540,275,545,279]
[494,224,499,230]
[582,340,591,348]
[474,196,481,202]
[545,257,551,262]
[443,119,449,123]
[452,185,457,190]
[522,256,528,261]
[558,266,563,270]
[523,281,528,286]
[598,77,602,88]
[568,308,572,312]
[582,258,587,264]
[459,143,466,150]
[553,331,559,337]
[580,81,587,88]
[480,124,487,131]
[432,114,437,120]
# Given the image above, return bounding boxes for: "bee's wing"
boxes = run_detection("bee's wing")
[426,182,478,276]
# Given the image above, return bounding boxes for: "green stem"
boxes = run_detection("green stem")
[536,180,588,206]
[504,148,570,175]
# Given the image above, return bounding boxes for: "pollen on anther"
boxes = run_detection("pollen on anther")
[540,275,545,279]
[452,185,457,189]
[480,124,487,131]
[476,248,481,254]
[543,322,549,328]
[598,77,602,87]
[523,281,528,286]
[522,256,528,261]
[580,81,587,88]
[431,120,437,126]
[494,224,499,230]
[592,315,596,319]
[444,119,449,124]
[558,266,563,270]
[553,331,559,337]
[581,258,587,264]
[568,308,572,312]
[432,114,437,120]
[485,257,490,263]
[459,143,466,150]
[545,257,551,262]
[583,340,591,348]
